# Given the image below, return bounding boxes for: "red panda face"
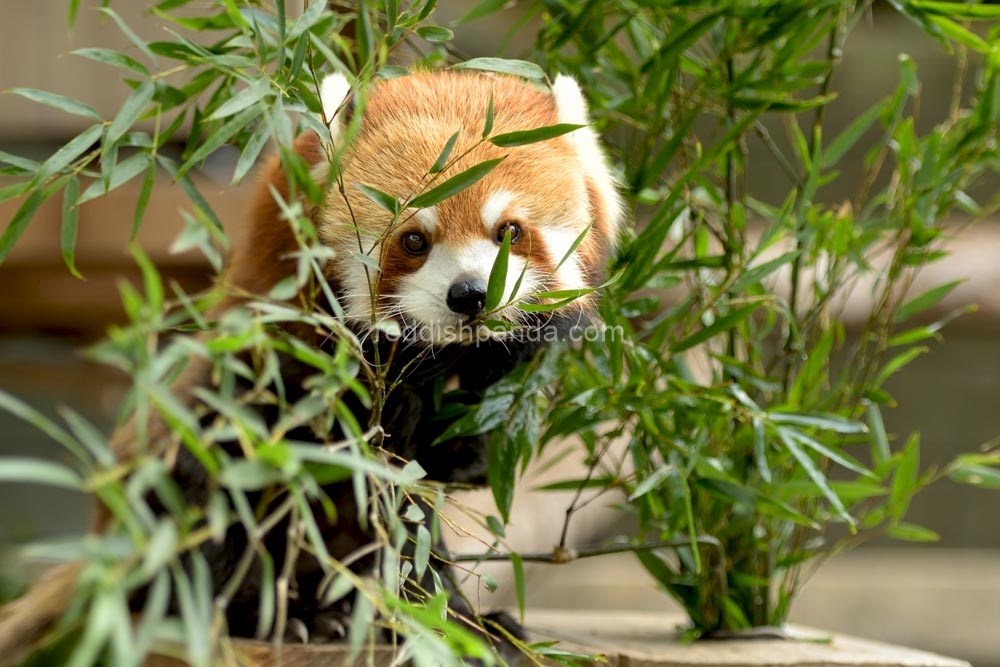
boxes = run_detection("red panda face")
[312,71,621,346]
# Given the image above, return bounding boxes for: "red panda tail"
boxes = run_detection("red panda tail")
[0,561,83,667]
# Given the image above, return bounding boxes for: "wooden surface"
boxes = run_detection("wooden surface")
[526,610,972,667]
[141,610,971,667]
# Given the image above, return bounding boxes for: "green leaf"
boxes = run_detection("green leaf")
[218,460,285,490]
[489,123,584,147]
[6,88,102,121]
[887,522,940,542]
[417,25,453,43]
[485,227,511,311]
[948,461,1000,489]
[670,300,764,353]
[769,412,866,434]
[60,177,82,278]
[106,80,155,147]
[910,0,1000,18]
[208,79,270,120]
[866,401,891,466]
[895,279,964,323]
[453,58,546,82]
[0,187,54,266]
[629,465,675,501]
[409,157,503,209]
[511,551,526,624]
[71,47,149,75]
[33,123,103,185]
[777,430,854,529]
[823,100,884,169]
[889,434,920,520]
[482,92,495,138]
[0,457,82,489]
[430,131,460,173]
[414,525,431,580]
[356,183,401,215]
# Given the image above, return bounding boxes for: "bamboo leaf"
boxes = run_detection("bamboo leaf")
[895,279,964,323]
[356,183,401,214]
[489,123,584,147]
[0,457,82,489]
[6,88,103,121]
[409,157,503,209]
[61,176,82,278]
[430,131,460,173]
[106,80,155,147]
[453,57,546,82]
[671,301,764,353]
[485,228,511,311]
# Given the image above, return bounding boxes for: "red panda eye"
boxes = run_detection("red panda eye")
[400,231,429,256]
[496,221,522,245]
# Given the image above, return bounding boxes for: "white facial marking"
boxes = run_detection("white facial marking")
[413,206,438,234]
[481,190,518,233]
[540,226,586,291]
[396,240,540,344]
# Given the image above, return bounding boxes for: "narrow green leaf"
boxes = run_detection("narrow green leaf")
[949,461,1000,489]
[629,465,675,501]
[106,80,155,147]
[866,401,891,466]
[887,522,940,542]
[671,301,764,353]
[177,106,258,176]
[79,152,151,204]
[99,7,159,65]
[778,430,854,529]
[889,435,920,520]
[490,123,584,147]
[895,279,964,323]
[0,187,52,266]
[6,88,102,121]
[485,227,511,311]
[929,14,991,52]
[208,79,270,121]
[33,123,103,184]
[823,101,884,169]
[233,119,272,184]
[769,412,867,434]
[132,158,157,239]
[430,131,460,173]
[639,10,724,74]
[453,58,546,82]
[511,552,526,624]
[141,521,179,577]
[417,25,454,43]
[910,0,1000,18]
[409,157,503,209]
[0,457,82,489]
[482,92,495,138]
[414,525,431,579]
[61,177,82,278]
[356,183,401,214]
[72,47,149,75]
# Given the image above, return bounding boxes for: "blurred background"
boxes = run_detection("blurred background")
[0,1,998,664]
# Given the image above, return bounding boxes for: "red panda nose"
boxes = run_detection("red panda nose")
[446,278,488,316]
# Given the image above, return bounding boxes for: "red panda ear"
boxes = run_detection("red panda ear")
[551,74,624,241]
[320,73,352,143]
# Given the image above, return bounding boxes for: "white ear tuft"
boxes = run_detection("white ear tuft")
[320,73,352,140]
[551,74,590,126]
[551,74,624,237]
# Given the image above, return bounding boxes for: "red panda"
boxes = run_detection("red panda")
[0,70,621,665]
